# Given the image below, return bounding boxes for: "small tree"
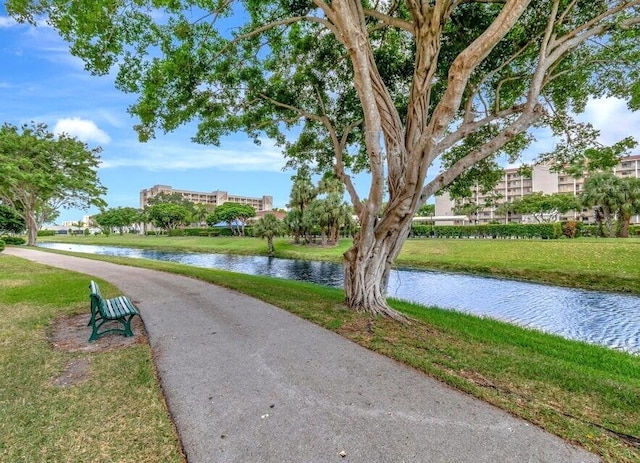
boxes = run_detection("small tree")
[146,203,191,232]
[94,207,142,235]
[0,122,106,245]
[214,203,256,236]
[509,192,579,223]
[253,213,287,256]
[581,173,622,238]
[618,178,640,238]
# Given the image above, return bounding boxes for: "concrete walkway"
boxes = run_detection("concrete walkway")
[4,247,599,463]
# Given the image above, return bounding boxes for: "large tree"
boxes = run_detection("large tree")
[0,122,106,246]
[9,1,640,318]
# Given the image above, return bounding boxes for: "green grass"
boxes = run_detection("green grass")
[39,234,640,293]
[15,246,640,463]
[0,255,184,463]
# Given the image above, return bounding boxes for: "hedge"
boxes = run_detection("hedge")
[410,223,562,239]
[0,239,4,252]
[37,230,56,236]
[1,236,26,245]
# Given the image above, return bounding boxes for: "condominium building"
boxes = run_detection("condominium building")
[140,185,273,212]
[435,154,640,225]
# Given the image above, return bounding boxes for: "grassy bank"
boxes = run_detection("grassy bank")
[12,247,640,462]
[0,255,184,462]
[40,234,640,293]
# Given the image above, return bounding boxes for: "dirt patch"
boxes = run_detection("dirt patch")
[48,313,147,353]
[51,358,92,388]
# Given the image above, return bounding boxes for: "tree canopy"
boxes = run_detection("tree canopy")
[9,0,640,317]
[581,172,640,237]
[253,213,287,256]
[93,207,142,235]
[209,202,256,235]
[0,204,26,235]
[0,122,106,245]
[501,192,580,223]
[147,202,191,232]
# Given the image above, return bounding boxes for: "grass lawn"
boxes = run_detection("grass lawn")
[9,244,640,463]
[0,255,184,463]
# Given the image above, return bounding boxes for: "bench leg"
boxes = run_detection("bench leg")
[122,314,135,337]
[88,314,137,342]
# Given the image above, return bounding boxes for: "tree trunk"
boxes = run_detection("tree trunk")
[26,212,38,246]
[343,213,412,322]
[619,214,631,238]
[267,237,274,256]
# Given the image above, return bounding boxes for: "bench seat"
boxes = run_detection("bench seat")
[88,280,139,342]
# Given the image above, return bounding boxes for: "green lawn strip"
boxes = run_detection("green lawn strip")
[0,255,184,463]
[38,235,640,294]
[22,248,640,463]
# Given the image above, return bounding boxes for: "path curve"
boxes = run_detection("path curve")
[4,247,600,463]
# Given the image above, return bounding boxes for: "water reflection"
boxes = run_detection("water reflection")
[38,242,640,354]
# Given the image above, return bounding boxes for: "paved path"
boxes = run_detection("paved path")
[4,247,599,463]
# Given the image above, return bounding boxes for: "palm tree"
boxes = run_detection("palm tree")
[617,177,640,238]
[581,172,622,238]
[191,203,210,228]
[287,168,316,243]
[253,213,286,257]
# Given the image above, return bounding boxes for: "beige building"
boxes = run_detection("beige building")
[435,154,640,225]
[140,185,273,212]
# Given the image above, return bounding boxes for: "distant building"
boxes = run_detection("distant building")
[139,185,273,212]
[435,154,640,225]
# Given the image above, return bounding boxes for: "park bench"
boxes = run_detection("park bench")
[88,280,139,342]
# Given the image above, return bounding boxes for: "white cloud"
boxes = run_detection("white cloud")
[580,97,640,146]
[102,138,286,172]
[0,16,19,29]
[53,118,111,144]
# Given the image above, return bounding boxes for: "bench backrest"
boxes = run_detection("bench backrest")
[89,280,106,316]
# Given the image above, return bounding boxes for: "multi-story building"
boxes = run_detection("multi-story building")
[140,185,273,212]
[435,154,640,225]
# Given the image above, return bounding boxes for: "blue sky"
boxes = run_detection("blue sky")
[2,9,639,224]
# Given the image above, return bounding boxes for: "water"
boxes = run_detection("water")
[39,242,640,354]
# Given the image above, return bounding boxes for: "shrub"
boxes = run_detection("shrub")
[409,223,562,239]
[561,221,580,238]
[0,239,4,252]
[1,236,26,245]
[37,230,56,236]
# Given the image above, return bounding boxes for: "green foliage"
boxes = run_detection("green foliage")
[209,202,256,236]
[581,173,640,237]
[0,239,4,252]
[0,122,106,245]
[505,192,580,223]
[145,192,195,211]
[37,230,56,237]
[253,213,287,256]
[1,236,27,245]
[0,204,25,234]
[416,204,435,217]
[93,207,142,235]
[146,202,191,232]
[411,223,562,240]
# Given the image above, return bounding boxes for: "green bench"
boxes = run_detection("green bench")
[88,280,139,342]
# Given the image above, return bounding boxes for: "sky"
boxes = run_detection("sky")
[1,7,640,225]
